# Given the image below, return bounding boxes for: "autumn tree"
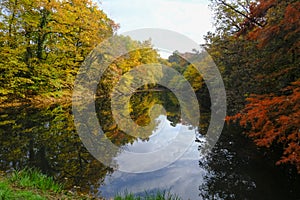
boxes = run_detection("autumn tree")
[205,0,264,114]
[207,0,300,172]
[230,0,300,172]
[0,0,117,101]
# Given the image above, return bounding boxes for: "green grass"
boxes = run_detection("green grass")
[0,178,45,200]
[0,168,85,200]
[114,190,181,200]
[9,168,63,193]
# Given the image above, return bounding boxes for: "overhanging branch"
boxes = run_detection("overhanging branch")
[219,0,264,27]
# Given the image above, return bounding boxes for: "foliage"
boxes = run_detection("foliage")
[228,81,300,172]
[210,0,256,35]
[207,0,300,172]
[94,35,161,142]
[0,0,117,101]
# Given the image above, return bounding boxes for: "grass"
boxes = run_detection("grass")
[114,190,181,200]
[9,168,63,193]
[0,168,90,200]
[0,176,45,200]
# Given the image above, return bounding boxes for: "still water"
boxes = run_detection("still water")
[100,114,204,199]
[0,91,299,199]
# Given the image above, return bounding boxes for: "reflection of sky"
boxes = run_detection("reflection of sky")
[125,115,179,153]
[98,115,207,199]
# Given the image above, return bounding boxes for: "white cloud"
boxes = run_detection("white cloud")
[101,0,213,44]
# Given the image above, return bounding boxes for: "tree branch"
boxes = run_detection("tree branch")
[219,0,264,27]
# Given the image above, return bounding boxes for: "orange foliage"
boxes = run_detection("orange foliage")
[227,81,300,172]
[239,1,300,50]
[237,0,276,37]
[249,0,276,18]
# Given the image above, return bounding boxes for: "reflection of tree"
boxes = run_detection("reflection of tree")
[129,91,163,139]
[199,124,300,200]
[0,90,185,193]
[97,88,182,142]
[167,51,213,132]
[160,90,181,127]
[0,104,112,193]
[0,95,154,192]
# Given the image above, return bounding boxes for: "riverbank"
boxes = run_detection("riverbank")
[0,168,93,200]
[0,90,72,109]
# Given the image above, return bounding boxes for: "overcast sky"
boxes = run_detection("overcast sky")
[100,0,214,45]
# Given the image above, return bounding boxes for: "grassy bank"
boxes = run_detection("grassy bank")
[0,168,181,200]
[0,168,91,200]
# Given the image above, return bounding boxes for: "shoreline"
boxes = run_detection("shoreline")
[0,91,73,109]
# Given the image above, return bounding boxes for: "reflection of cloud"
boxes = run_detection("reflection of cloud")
[101,0,213,44]
[126,115,179,153]
[100,142,206,200]
[113,115,197,172]
[99,114,207,199]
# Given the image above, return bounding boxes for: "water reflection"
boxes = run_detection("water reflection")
[199,125,300,200]
[99,115,204,200]
[0,90,299,199]
[0,104,112,193]
[113,114,196,172]
[0,89,199,193]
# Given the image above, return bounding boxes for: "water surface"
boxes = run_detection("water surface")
[0,92,299,199]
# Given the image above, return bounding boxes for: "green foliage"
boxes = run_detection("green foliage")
[210,0,256,35]
[167,52,205,92]
[0,181,13,200]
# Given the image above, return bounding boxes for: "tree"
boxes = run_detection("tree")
[228,0,300,172]
[0,0,117,101]
[91,35,161,142]
[228,82,300,172]
[207,0,300,172]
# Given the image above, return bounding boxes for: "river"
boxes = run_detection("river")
[0,91,299,199]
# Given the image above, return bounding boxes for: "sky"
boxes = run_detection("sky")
[100,0,214,45]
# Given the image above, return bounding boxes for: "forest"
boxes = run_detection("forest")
[0,0,299,198]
